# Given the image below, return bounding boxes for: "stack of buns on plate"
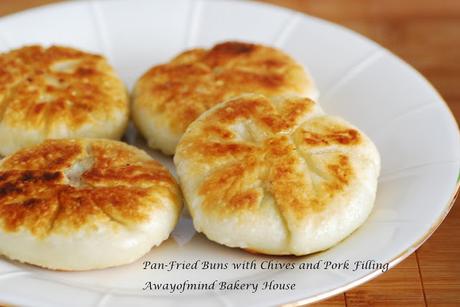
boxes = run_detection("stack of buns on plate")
[0,41,380,270]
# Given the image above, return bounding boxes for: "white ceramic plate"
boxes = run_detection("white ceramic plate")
[0,0,459,306]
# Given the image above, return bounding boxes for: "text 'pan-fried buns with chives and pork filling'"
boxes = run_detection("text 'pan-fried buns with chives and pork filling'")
[0,45,128,156]
[0,139,181,270]
[133,41,318,155]
[174,94,380,256]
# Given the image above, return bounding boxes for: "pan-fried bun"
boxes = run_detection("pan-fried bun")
[174,94,380,256]
[0,45,128,156]
[133,41,318,154]
[0,139,181,270]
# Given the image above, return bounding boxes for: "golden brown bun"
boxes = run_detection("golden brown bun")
[0,139,181,270]
[133,41,318,154]
[174,94,380,256]
[0,45,128,156]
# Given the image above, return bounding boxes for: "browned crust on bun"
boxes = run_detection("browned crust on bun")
[0,139,180,238]
[133,41,317,154]
[0,45,128,155]
[174,94,380,256]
